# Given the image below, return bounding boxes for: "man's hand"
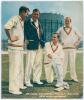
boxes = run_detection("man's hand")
[73,37,81,47]
[73,41,79,47]
[5,29,19,42]
[48,54,52,59]
[73,42,77,47]
[61,58,64,66]
[62,42,64,45]
[10,35,19,42]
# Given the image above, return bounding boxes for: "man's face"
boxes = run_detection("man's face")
[22,10,29,19]
[65,18,71,27]
[32,11,40,21]
[52,34,58,43]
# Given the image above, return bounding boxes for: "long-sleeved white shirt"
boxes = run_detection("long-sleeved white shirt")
[57,26,81,48]
[31,18,40,38]
[4,15,24,50]
[45,42,64,64]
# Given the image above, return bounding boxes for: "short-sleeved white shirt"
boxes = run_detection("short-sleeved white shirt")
[45,42,64,64]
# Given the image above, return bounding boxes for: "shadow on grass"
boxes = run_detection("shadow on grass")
[1,79,83,99]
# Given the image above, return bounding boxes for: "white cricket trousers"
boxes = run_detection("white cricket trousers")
[25,48,43,84]
[52,59,64,86]
[44,55,54,83]
[63,49,78,80]
[44,63,54,83]
[8,48,24,92]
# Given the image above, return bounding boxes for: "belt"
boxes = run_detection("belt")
[8,43,23,47]
[44,62,50,64]
[25,40,34,44]
[63,47,75,49]
[29,40,34,42]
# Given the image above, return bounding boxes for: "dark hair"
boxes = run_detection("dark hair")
[19,6,30,14]
[33,9,40,13]
[52,33,59,38]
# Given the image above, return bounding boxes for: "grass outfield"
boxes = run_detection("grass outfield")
[1,53,83,99]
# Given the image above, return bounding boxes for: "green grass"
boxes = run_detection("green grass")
[1,53,83,99]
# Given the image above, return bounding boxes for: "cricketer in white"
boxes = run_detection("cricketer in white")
[4,6,29,95]
[44,34,69,91]
[57,17,81,82]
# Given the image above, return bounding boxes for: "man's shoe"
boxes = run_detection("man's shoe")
[33,81,43,85]
[9,91,22,95]
[25,83,33,87]
[72,79,79,83]
[55,83,63,88]
[63,82,70,89]
[54,86,64,92]
[20,86,27,89]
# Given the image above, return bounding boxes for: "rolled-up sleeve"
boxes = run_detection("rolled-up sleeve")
[45,42,52,56]
[4,16,17,30]
[74,28,82,39]
[56,27,62,34]
[74,27,82,39]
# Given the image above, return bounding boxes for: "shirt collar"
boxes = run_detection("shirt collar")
[31,18,38,23]
[31,18,33,22]
[18,15,23,21]
[64,25,72,28]
[51,41,58,46]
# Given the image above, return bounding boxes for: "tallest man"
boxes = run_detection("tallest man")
[4,6,30,94]
[24,9,45,87]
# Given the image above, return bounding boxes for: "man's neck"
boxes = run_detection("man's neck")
[65,25,71,28]
[52,42,57,46]
[32,17,38,22]
[19,14,24,21]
